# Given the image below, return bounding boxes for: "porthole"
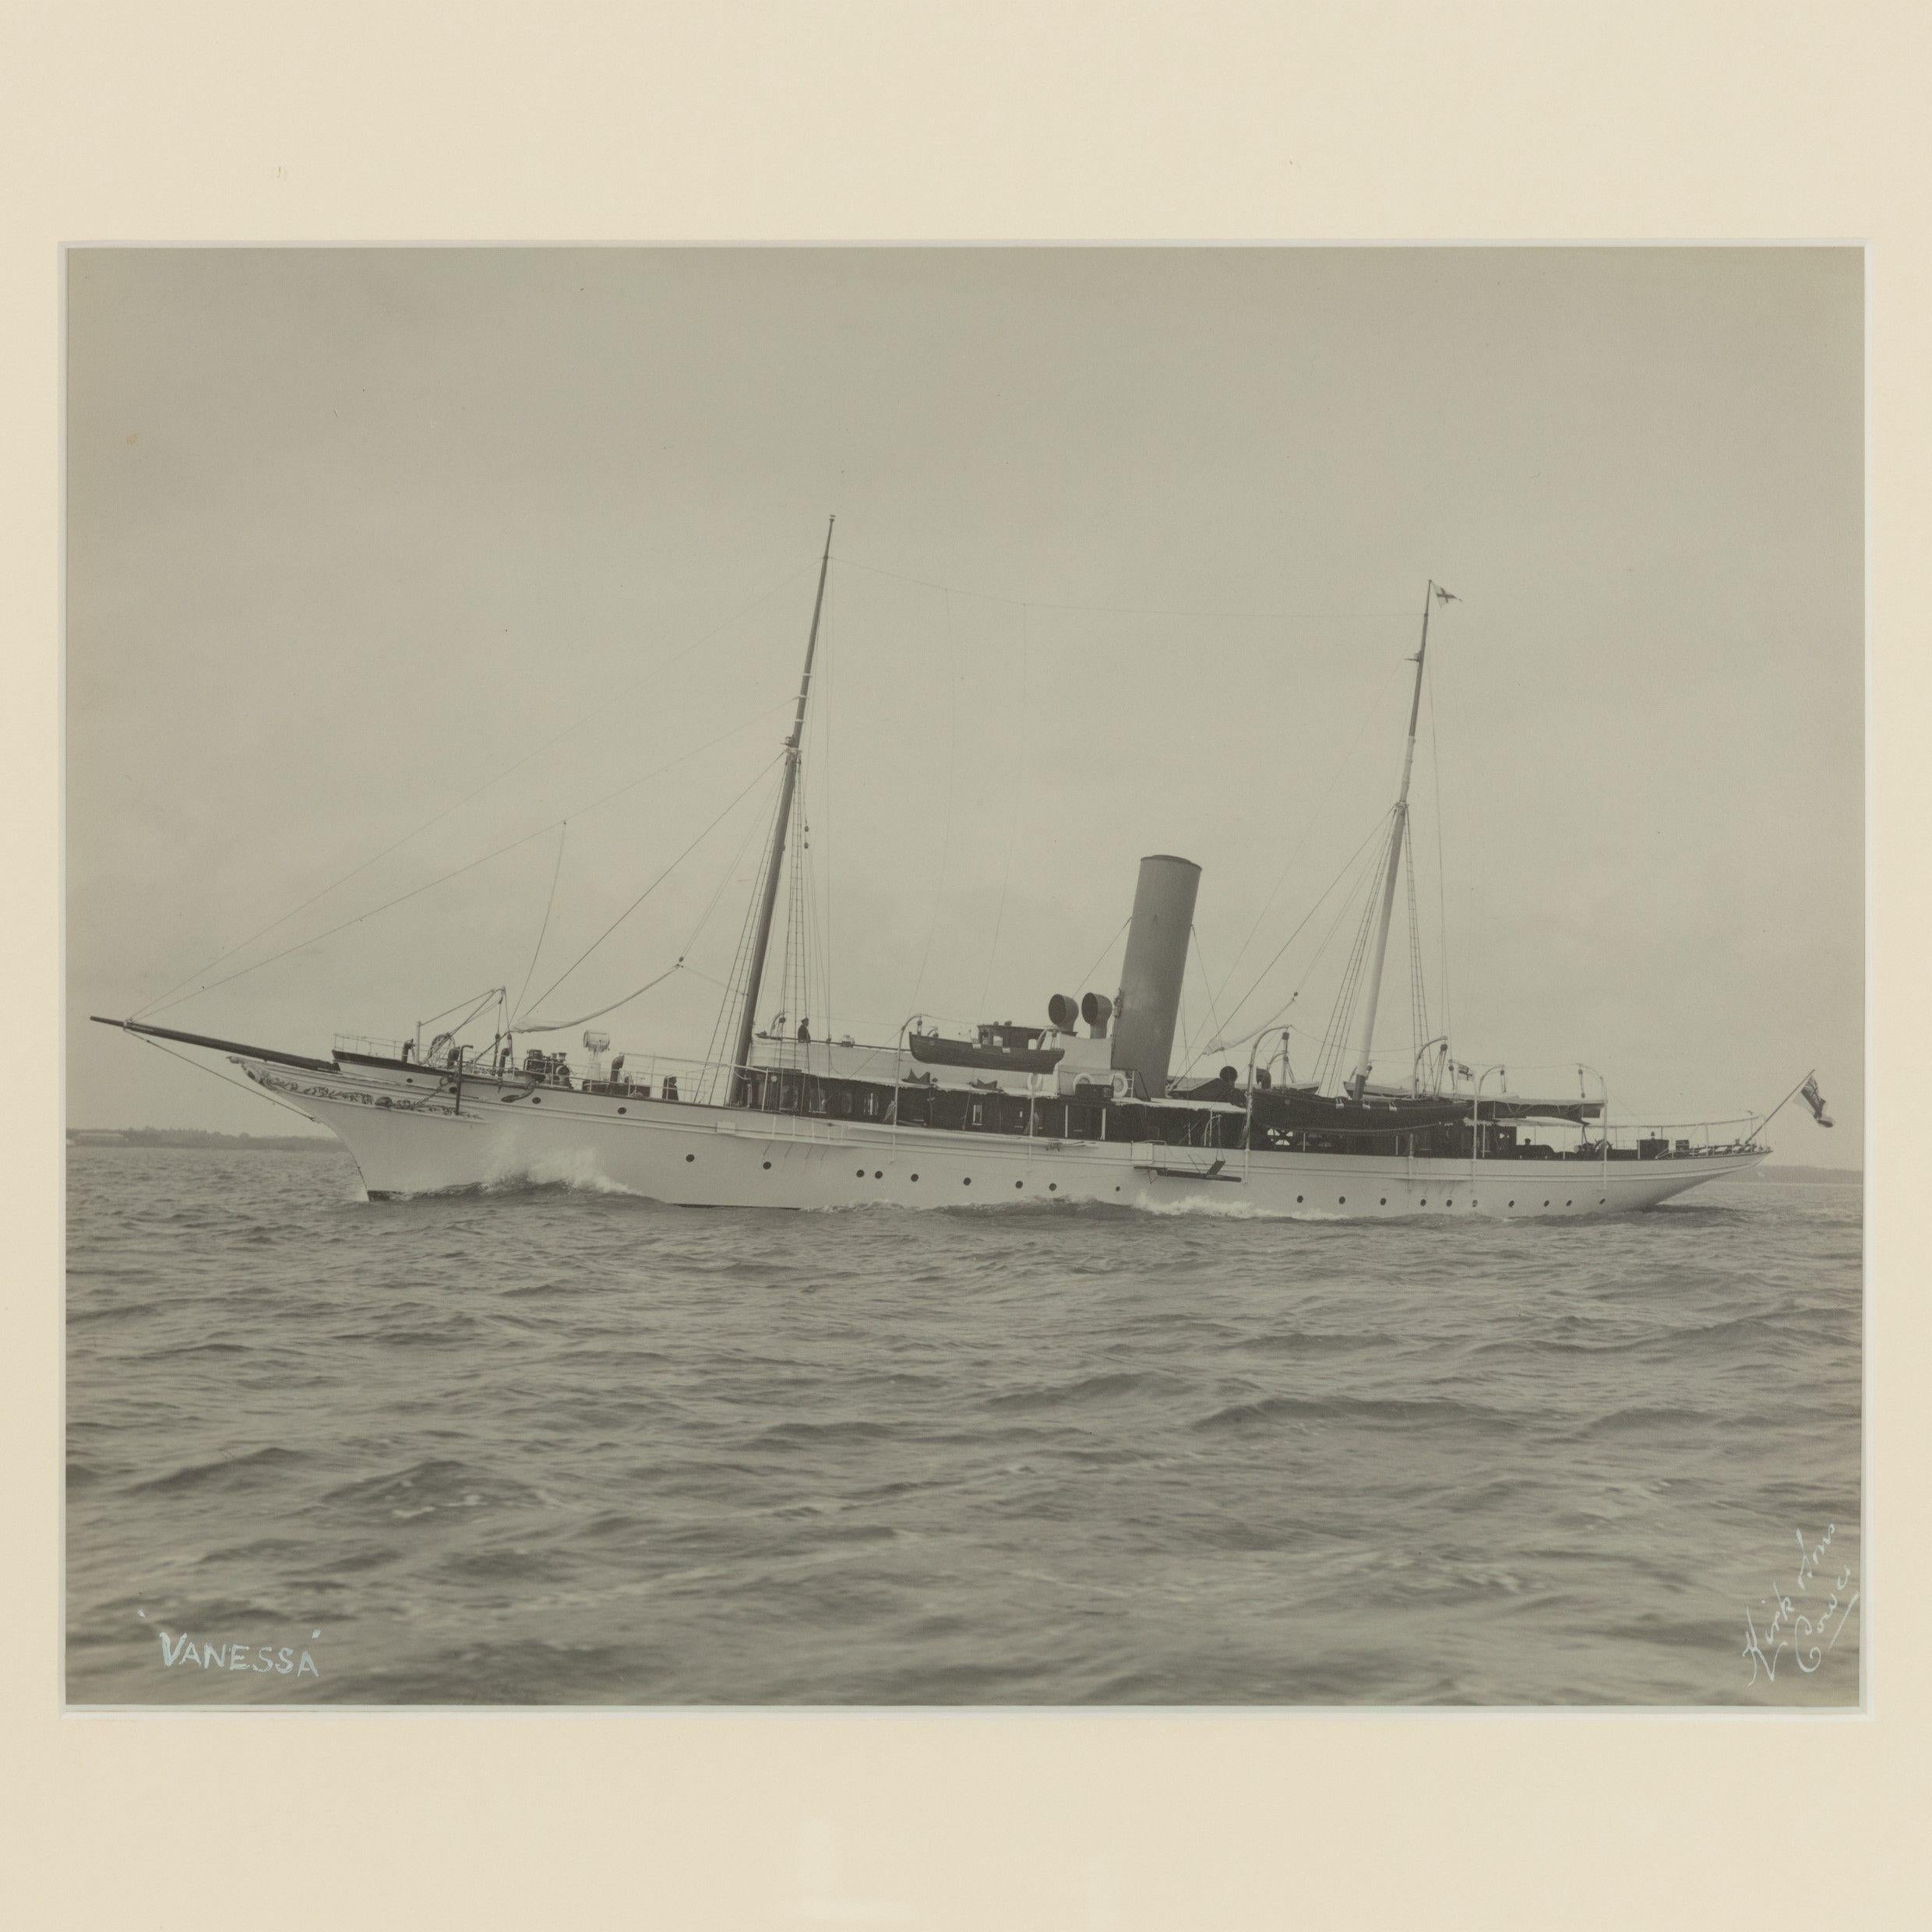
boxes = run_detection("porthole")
[1338,1196,1346,1205]
[686,1153,696,1163]
[1447,1199,1454,1208]
[1508,1200,1515,1208]
[856,1169,866,1178]
[1419,1199,1427,1207]
[963,1178,971,1186]
[875,1170,883,1179]
[618,1106,626,1115]
[763,1161,771,1170]
[1014,1180,1024,1189]
[1380,1197,1387,1206]
[1543,1200,1550,1207]
[1296,1194,1304,1204]
[1049,1183,1057,1193]
[532,1097,541,1105]
[1565,1199,1572,1207]
[1599,1197,1606,1205]
[911,1173,920,1182]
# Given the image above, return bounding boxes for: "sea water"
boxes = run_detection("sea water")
[65,1148,1863,1705]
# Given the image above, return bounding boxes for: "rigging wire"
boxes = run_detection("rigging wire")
[1070,916,1132,998]
[1313,841,1388,1091]
[1204,810,1394,1052]
[1404,828,1430,1085]
[133,552,824,1021]
[516,758,784,1038]
[415,984,508,1031]
[151,823,568,1015]
[134,1034,319,1124]
[430,986,504,1045]
[511,965,685,1036]
[1190,925,1229,1070]
[836,555,1419,623]
[777,789,808,1049]
[145,695,796,1018]
[819,567,835,1040]
[906,595,960,1017]
[700,772,788,1095]
[807,820,833,1042]
[1208,654,1408,1020]
[683,769,783,967]
[791,814,810,1045]
[976,601,1028,1014]
[1203,812,1391,1082]
[1426,648,1452,1052]
[513,821,569,1021]
[534,782,789,1047]
[517,753,784,1021]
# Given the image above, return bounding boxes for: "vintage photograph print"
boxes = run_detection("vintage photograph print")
[66,246,1861,1705]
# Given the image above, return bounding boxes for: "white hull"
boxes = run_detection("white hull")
[242,1055,1765,1216]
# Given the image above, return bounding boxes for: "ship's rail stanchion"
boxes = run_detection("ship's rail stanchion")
[1472,1064,1502,1185]
[1471,1061,1613,1174]
[1243,1039,1263,1183]
[888,1013,929,1149]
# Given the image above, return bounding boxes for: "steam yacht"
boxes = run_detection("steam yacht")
[97,523,1801,1213]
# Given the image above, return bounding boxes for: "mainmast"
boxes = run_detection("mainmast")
[729,515,835,1098]
[1344,580,1446,1102]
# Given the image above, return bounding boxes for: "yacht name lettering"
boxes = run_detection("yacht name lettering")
[151,1626,322,1678]
[158,1634,319,1676]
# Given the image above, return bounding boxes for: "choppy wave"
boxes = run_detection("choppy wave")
[483,1151,649,1196]
[65,1147,1861,1707]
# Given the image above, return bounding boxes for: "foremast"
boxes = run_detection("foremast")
[728,515,835,1098]
[1345,580,1449,1102]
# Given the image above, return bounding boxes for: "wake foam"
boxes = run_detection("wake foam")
[481,1147,645,1197]
[1139,1193,1319,1222]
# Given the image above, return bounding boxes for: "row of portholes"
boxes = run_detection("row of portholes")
[1283,1191,1603,1210]
[714,1162,1612,1211]
[749,1160,1079,1194]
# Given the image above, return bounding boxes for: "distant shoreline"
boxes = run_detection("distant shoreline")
[68,1128,340,1152]
[62,1128,1863,1185]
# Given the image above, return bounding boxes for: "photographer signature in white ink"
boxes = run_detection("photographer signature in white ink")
[1740,1525,1859,1685]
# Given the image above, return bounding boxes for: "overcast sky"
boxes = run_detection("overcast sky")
[67,247,1862,1162]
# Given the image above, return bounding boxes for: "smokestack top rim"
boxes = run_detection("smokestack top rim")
[1139,853,1201,872]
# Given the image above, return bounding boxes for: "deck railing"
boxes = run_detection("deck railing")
[333,1035,414,1062]
[330,1029,1772,1162]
